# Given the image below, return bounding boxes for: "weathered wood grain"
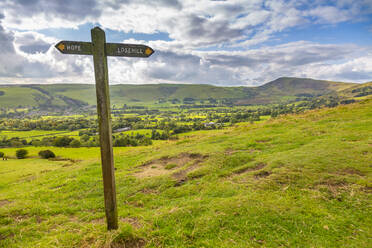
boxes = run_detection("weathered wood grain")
[91,27,118,230]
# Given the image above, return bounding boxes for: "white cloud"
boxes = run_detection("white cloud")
[0,0,371,85]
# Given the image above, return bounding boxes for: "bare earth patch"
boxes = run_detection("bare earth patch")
[110,238,146,248]
[172,158,205,186]
[338,167,365,176]
[362,186,372,193]
[0,199,11,206]
[135,153,207,179]
[13,214,30,223]
[254,170,272,179]
[120,217,143,229]
[135,163,168,178]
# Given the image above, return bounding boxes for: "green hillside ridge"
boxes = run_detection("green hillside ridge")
[335,81,372,99]
[0,99,370,247]
[236,77,355,104]
[0,77,360,109]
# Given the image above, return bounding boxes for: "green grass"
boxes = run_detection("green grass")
[164,163,177,170]
[0,100,371,247]
[0,87,40,107]
[0,130,81,142]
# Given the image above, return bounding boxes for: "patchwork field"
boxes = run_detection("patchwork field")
[0,100,371,247]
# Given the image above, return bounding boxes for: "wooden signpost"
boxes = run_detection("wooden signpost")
[55,27,154,230]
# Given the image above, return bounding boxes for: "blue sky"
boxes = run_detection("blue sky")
[0,0,371,86]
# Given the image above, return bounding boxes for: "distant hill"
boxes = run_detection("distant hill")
[0,77,363,109]
[235,77,354,104]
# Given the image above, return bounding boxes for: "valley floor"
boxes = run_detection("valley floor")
[0,100,371,247]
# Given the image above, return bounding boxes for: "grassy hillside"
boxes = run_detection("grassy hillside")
[35,84,254,106]
[0,99,371,247]
[334,81,372,100]
[0,77,358,109]
[236,77,355,104]
[0,87,45,108]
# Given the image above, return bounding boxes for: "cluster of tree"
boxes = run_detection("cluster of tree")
[0,137,27,147]
[0,132,156,148]
[38,150,56,159]
[112,117,141,130]
[180,104,219,109]
[0,136,83,148]
[226,113,261,124]
[112,108,159,116]
[16,149,28,159]
[78,129,97,137]
[113,133,152,147]
[352,86,372,97]
[268,96,358,117]
[0,118,95,131]
[183,97,195,104]
[151,130,170,140]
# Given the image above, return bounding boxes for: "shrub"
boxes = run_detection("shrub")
[38,150,56,159]
[0,152,4,158]
[53,136,73,147]
[16,149,28,159]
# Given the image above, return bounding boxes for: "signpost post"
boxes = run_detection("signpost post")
[55,27,154,230]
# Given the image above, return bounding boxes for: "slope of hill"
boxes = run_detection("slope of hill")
[335,81,372,99]
[0,77,359,109]
[236,77,355,104]
[0,99,370,247]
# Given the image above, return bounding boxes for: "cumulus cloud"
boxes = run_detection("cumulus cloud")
[101,40,371,86]
[0,0,371,85]
[14,31,55,54]
[0,21,91,80]
[0,0,100,29]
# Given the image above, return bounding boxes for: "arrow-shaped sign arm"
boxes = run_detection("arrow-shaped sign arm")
[105,43,154,57]
[55,41,154,58]
[55,41,93,55]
